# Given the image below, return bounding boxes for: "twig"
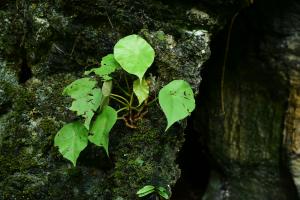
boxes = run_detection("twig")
[220,11,239,114]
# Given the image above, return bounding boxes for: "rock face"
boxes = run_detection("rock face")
[2,0,300,199]
[280,3,300,197]
[196,0,300,199]
[0,0,212,199]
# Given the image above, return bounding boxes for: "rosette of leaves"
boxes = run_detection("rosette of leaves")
[54,34,196,166]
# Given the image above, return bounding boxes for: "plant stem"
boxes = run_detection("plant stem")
[147,97,158,106]
[129,92,134,107]
[110,96,128,106]
[110,93,130,105]
[131,106,141,112]
[117,107,129,113]
[124,74,130,92]
[114,80,131,96]
[128,92,134,122]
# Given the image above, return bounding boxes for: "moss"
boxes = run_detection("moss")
[13,88,36,112]
[0,10,24,59]
[0,0,212,198]
[1,173,47,200]
[110,106,184,199]
[0,81,14,110]
[140,29,210,93]
[0,113,42,181]
[0,153,39,179]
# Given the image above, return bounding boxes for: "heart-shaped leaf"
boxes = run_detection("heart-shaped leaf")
[101,54,121,69]
[88,106,117,155]
[133,78,149,105]
[69,88,103,129]
[85,54,120,81]
[63,78,97,99]
[159,80,195,131]
[54,122,88,166]
[70,88,102,115]
[114,34,155,80]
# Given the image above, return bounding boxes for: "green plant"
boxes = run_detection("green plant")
[54,34,196,166]
[136,185,170,199]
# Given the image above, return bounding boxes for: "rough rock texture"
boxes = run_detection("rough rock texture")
[2,0,300,199]
[0,0,213,199]
[279,2,300,197]
[196,0,300,199]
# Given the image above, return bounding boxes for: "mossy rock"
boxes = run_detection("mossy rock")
[0,0,213,199]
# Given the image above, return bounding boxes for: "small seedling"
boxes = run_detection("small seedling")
[54,34,196,166]
[137,185,170,199]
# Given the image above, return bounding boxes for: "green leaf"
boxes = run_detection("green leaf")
[69,88,103,129]
[136,185,155,197]
[70,88,102,115]
[54,122,88,166]
[133,79,149,105]
[84,54,120,81]
[114,34,155,80]
[102,80,112,97]
[157,187,170,199]
[99,80,113,111]
[88,106,117,155]
[101,54,121,69]
[83,111,94,130]
[63,78,97,99]
[158,80,195,131]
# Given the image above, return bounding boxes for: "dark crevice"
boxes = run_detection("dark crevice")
[0,0,10,10]
[171,11,231,199]
[78,145,114,171]
[171,116,211,200]
[18,55,32,84]
[171,31,228,200]
[172,2,300,199]
[279,158,299,200]
[0,102,12,115]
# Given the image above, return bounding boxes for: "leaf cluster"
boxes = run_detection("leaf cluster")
[137,185,170,199]
[54,34,196,170]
